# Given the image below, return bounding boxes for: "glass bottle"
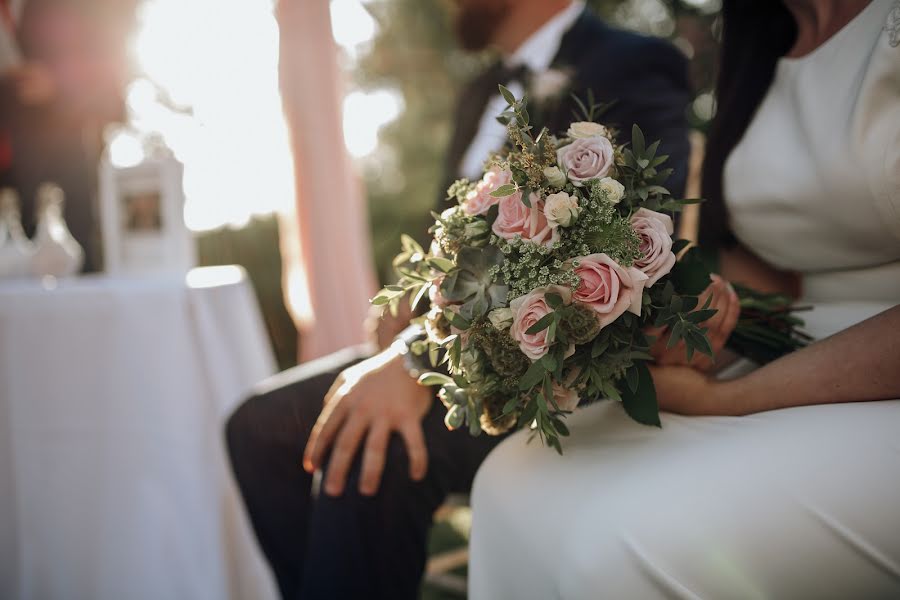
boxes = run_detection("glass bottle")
[29,183,84,278]
[0,188,34,279]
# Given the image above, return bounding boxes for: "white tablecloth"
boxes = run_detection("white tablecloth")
[0,267,279,600]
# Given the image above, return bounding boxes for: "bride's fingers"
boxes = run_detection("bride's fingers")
[718,283,741,343]
[699,276,731,344]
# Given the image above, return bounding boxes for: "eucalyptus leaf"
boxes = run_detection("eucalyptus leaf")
[519,361,546,391]
[525,312,555,335]
[490,184,517,198]
[620,362,661,427]
[417,373,454,387]
[631,125,646,157]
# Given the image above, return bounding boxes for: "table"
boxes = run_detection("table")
[0,267,279,600]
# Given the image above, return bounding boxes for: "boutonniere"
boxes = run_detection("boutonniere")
[526,67,575,108]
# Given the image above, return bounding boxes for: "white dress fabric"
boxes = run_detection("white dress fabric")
[468,2,900,598]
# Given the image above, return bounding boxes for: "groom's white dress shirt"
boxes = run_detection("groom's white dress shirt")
[459,1,585,179]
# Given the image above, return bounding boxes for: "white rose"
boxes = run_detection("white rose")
[567,121,609,139]
[543,191,581,228]
[543,166,567,188]
[487,307,514,331]
[597,177,625,204]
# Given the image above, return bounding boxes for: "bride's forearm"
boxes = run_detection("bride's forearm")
[722,305,900,415]
[718,245,801,298]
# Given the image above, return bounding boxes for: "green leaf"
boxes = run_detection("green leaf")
[410,284,430,310]
[427,256,456,273]
[632,125,646,157]
[520,188,532,208]
[518,398,539,426]
[498,84,516,106]
[518,360,546,391]
[443,309,471,330]
[620,362,661,427]
[670,249,715,296]
[400,234,424,256]
[672,239,691,255]
[540,353,557,372]
[689,328,714,357]
[490,183,517,198]
[570,93,590,123]
[502,396,520,416]
[686,308,718,323]
[429,344,439,367]
[592,336,609,358]
[468,404,482,436]
[660,280,675,305]
[417,372,454,387]
[680,296,699,312]
[525,312,555,335]
[544,292,564,309]
[667,320,684,348]
[602,380,622,402]
[625,364,639,394]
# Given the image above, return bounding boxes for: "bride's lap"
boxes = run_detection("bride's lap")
[469,399,900,599]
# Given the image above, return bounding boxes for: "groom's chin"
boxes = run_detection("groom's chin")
[452,0,511,52]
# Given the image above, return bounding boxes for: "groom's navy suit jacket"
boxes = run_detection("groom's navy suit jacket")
[443,9,691,206]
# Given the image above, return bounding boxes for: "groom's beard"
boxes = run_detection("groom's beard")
[453,1,512,52]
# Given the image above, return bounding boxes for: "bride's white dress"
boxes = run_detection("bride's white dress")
[468,2,900,598]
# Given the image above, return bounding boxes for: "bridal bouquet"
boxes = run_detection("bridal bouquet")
[374,87,807,451]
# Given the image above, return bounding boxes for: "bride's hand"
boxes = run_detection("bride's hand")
[648,274,740,372]
[648,364,740,416]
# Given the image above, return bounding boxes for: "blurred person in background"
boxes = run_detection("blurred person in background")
[0,0,132,272]
[227,1,691,598]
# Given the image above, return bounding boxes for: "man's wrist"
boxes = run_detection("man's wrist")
[390,326,429,381]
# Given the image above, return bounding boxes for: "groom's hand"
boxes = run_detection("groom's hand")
[303,346,433,497]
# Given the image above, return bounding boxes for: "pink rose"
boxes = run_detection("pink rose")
[462,167,512,216]
[492,192,560,248]
[556,136,614,187]
[630,208,676,287]
[509,285,572,361]
[572,253,648,327]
